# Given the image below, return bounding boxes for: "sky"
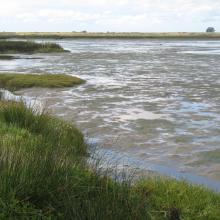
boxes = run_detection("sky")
[0,0,219,32]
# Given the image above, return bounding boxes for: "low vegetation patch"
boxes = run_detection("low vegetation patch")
[0,55,18,60]
[0,73,85,91]
[0,101,219,219]
[137,178,220,220]
[0,55,42,60]
[0,40,67,53]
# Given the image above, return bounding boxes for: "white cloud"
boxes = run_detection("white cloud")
[0,0,219,31]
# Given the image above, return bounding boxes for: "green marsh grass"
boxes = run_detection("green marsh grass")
[0,101,149,219]
[0,73,85,91]
[0,101,220,219]
[137,177,220,220]
[0,40,67,53]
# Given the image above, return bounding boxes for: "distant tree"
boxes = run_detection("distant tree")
[206,27,215,33]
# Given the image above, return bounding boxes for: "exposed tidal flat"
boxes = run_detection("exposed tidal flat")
[1,38,220,219]
[6,38,220,182]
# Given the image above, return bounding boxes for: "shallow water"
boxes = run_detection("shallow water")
[0,39,220,187]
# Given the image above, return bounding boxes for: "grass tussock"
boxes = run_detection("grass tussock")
[0,40,67,53]
[0,73,85,91]
[0,101,219,219]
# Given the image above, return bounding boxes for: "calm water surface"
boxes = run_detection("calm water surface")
[1,39,220,186]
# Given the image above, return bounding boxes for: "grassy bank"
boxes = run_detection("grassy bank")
[0,101,149,219]
[0,40,67,53]
[0,32,220,39]
[0,73,85,91]
[0,101,220,219]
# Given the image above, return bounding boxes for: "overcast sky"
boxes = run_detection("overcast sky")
[0,0,219,32]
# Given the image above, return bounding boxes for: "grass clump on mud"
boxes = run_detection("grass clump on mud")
[0,73,85,91]
[0,40,67,53]
[0,101,220,219]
